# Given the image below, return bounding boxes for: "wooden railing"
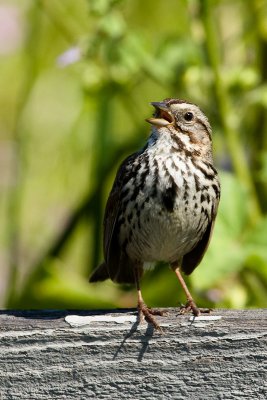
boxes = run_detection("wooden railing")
[0,309,266,399]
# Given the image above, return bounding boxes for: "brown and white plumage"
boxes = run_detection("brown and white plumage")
[90,98,220,329]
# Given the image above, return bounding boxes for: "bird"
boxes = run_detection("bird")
[89,98,220,330]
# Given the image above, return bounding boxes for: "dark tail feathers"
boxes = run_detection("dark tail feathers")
[89,262,109,283]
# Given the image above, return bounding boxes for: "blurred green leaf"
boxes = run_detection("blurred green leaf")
[244,216,267,260]
[89,0,123,16]
[98,10,126,38]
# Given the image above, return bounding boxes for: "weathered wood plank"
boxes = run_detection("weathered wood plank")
[0,309,266,399]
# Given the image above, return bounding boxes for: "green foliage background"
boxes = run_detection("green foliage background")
[1,0,267,310]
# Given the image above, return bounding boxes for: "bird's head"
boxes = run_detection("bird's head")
[146,98,213,158]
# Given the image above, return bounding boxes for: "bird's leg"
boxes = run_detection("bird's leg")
[172,266,210,316]
[134,268,164,331]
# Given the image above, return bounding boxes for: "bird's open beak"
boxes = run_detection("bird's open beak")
[146,102,175,127]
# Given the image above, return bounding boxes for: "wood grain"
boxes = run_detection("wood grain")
[0,309,266,399]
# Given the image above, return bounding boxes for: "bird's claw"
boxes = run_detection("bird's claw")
[178,300,212,316]
[137,302,165,332]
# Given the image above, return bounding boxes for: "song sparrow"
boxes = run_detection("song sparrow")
[90,98,220,330]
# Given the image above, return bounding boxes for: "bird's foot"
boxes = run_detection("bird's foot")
[137,301,166,332]
[179,300,212,317]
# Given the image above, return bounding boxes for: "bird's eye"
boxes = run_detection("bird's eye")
[184,112,194,121]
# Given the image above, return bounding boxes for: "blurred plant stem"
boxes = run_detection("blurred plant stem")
[86,86,115,273]
[39,0,86,43]
[5,3,41,306]
[201,0,262,224]
[248,0,267,213]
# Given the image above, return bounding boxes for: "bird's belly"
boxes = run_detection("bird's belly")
[143,209,205,262]
[120,195,209,264]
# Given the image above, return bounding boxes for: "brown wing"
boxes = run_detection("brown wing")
[90,153,138,284]
[181,196,220,276]
[89,179,122,283]
[181,219,214,275]
[103,153,136,260]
